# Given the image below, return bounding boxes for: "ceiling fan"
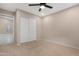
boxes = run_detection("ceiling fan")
[28,3,53,12]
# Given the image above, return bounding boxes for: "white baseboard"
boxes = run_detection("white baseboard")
[46,40,79,50]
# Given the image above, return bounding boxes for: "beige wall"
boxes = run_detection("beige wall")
[43,5,79,49]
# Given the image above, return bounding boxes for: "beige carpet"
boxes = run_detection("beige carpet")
[0,40,79,56]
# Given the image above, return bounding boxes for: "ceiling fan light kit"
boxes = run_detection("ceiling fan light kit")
[40,5,45,9]
[28,3,53,12]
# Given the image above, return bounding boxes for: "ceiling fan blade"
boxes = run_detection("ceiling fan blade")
[45,5,53,9]
[29,4,40,6]
[39,8,41,12]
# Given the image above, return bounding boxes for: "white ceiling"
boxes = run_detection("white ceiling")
[0,3,78,17]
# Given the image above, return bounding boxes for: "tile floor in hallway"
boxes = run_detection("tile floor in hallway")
[0,40,79,56]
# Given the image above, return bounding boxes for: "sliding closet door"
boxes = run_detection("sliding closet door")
[29,16,37,41]
[20,16,37,43]
[20,17,29,43]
